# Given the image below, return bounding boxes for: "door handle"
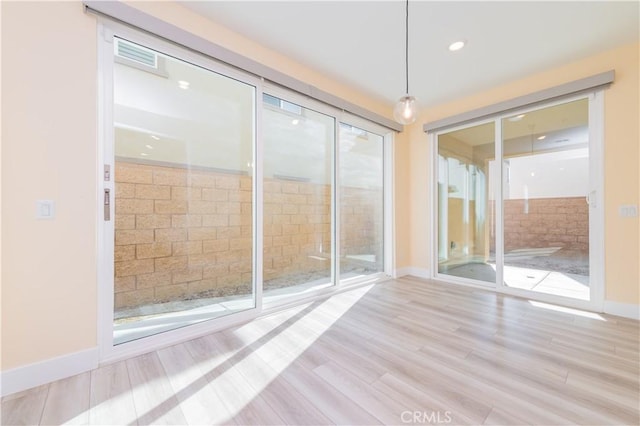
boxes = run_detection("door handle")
[104,189,111,221]
[586,190,596,208]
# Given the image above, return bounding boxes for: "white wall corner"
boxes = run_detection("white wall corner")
[603,301,640,320]
[0,347,99,397]
[394,267,430,279]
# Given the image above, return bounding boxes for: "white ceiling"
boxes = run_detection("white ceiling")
[182,1,639,110]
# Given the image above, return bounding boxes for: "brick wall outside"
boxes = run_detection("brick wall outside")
[341,186,383,263]
[501,197,589,253]
[262,178,331,283]
[114,161,382,310]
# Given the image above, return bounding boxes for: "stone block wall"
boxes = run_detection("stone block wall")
[113,162,253,310]
[114,161,382,310]
[341,186,383,262]
[501,197,589,252]
[262,178,332,283]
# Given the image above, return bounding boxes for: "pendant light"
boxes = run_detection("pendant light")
[393,0,419,125]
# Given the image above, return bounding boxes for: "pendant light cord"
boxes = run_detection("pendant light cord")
[405,0,409,95]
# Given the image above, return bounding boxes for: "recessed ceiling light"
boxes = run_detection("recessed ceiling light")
[292,119,299,125]
[145,144,154,150]
[537,135,546,140]
[140,152,149,156]
[178,80,190,89]
[508,114,526,122]
[150,135,160,140]
[448,40,466,52]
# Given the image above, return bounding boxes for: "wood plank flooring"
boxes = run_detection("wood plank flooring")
[2,277,639,425]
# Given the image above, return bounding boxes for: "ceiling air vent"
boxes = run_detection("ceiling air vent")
[116,39,157,69]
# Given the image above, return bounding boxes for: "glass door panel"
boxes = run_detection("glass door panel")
[262,94,335,302]
[501,99,590,300]
[437,122,496,283]
[112,38,256,344]
[339,124,384,280]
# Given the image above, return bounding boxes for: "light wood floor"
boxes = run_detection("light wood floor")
[2,277,639,425]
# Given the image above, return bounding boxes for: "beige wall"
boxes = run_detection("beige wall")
[1,2,98,370]
[394,129,411,269]
[406,42,640,305]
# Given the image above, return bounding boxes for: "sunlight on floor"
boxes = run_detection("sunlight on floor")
[187,284,374,422]
[528,300,606,321]
[505,265,589,301]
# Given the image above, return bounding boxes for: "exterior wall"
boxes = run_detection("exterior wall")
[114,162,253,309]
[503,197,589,252]
[341,186,384,259]
[263,177,331,284]
[114,161,381,310]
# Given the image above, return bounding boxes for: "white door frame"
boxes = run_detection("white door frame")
[97,20,264,364]
[431,92,605,313]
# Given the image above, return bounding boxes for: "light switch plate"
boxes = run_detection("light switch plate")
[36,200,55,219]
[618,205,638,218]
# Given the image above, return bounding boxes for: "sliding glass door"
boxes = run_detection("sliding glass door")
[339,124,385,281]
[101,28,393,354]
[262,94,335,302]
[501,99,590,300]
[437,122,495,284]
[435,96,600,306]
[111,38,257,344]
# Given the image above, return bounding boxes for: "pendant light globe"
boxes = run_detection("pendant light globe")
[394,0,419,125]
[393,95,419,125]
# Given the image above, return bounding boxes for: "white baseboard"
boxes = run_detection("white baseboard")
[394,267,430,279]
[1,347,98,397]
[603,301,640,320]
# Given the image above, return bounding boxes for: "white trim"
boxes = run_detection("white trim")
[333,111,339,287]
[495,118,504,289]
[395,267,430,279]
[587,90,605,311]
[97,21,115,361]
[1,348,99,397]
[254,81,264,313]
[384,132,396,276]
[429,133,439,276]
[603,301,640,320]
[101,309,258,365]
